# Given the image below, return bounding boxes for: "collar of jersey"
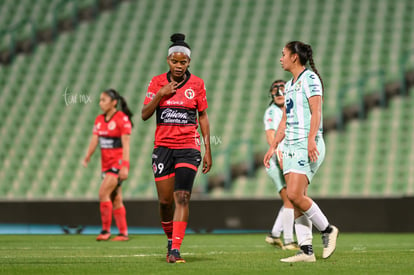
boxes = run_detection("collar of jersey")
[103,110,118,123]
[291,68,307,85]
[166,70,191,89]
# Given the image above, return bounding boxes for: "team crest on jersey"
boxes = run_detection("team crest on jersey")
[184,89,195,99]
[96,122,101,129]
[295,81,302,92]
[123,116,129,121]
[152,163,157,174]
[108,121,116,130]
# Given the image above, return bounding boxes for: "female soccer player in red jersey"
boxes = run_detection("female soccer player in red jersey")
[83,89,133,241]
[142,33,212,263]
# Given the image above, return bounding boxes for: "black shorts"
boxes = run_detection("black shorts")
[101,168,123,186]
[152,147,201,182]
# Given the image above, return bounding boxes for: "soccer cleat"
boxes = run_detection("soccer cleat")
[111,234,129,241]
[166,240,173,263]
[96,230,111,241]
[168,249,186,263]
[282,242,300,251]
[322,225,339,259]
[265,234,283,248]
[280,251,316,263]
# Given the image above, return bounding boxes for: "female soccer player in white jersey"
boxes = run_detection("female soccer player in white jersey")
[263,80,298,251]
[264,41,338,263]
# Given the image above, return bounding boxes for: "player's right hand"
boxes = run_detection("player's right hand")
[159,82,177,97]
[263,147,275,168]
[82,156,90,168]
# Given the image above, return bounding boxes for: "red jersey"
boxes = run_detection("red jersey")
[93,111,132,171]
[144,71,208,150]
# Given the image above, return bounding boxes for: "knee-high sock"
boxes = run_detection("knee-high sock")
[113,206,128,236]
[282,207,295,244]
[295,214,313,246]
[271,206,284,237]
[161,221,173,240]
[100,201,113,232]
[304,201,329,232]
[171,221,187,251]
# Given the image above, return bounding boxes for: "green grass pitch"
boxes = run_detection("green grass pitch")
[0,233,413,274]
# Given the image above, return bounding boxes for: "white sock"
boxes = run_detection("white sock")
[304,201,329,232]
[282,207,294,244]
[295,215,313,246]
[271,206,284,237]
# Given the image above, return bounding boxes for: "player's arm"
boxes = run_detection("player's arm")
[141,82,177,121]
[266,129,283,169]
[119,134,130,180]
[82,134,99,167]
[265,129,275,146]
[264,107,286,168]
[199,109,212,174]
[308,95,322,162]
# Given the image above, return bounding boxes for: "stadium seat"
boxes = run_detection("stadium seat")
[0,0,413,199]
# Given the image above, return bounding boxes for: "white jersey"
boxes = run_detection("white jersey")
[284,69,323,144]
[264,103,284,153]
[264,104,283,131]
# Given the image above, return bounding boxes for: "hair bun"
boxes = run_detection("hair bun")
[170,33,186,43]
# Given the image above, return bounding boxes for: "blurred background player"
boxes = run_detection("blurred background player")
[264,80,299,251]
[141,33,212,263]
[264,41,338,263]
[83,89,133,241]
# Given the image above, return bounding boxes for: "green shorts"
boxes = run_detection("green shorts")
[283,137,325,183]
[265,155,286,193]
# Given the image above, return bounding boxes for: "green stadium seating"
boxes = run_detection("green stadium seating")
[0,0,413,199]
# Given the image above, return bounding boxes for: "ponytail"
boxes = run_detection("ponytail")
[103,89,134,127]
[305,45,324,96]
[119,95,134,127]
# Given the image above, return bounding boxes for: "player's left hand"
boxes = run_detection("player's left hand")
[308,138,319,162]
[119,166,129,181]
[202,151,212,174]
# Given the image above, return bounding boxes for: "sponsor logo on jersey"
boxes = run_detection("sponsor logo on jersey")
[108,121,116,130]
[184,88,195,99]
[99,137,122,148]
[166,100,184,105]
[286,98,294,114]
[298,160,306,166]
[158,108,196,125]
[161,108,188,120]
[99,138,114,148]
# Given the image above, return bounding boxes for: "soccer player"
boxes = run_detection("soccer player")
[141,33,212,263]
[264,41,339,262]
[264,80,299,251]
[83,89,133,241]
